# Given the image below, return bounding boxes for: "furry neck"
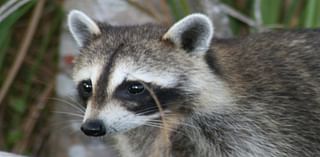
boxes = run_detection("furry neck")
[114,109,279,157]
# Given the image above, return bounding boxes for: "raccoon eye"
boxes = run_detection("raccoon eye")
[127,82,145,95]
[78,79,92,100]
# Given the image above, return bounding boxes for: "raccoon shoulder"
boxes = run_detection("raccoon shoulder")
[207,29,320,98]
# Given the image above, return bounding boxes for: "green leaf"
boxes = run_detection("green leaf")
[9,98,27,114]
[167,0,180,21]
[0,31,11,72]
[260,0,282,25]
[304,0,318,28]
[284,0,300,27]
[7,130,23,146]
[167,0,188,21]
[0,0,36,72]
[179,0,190,16]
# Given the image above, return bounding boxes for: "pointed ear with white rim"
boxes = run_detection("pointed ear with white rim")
[68,10,101,47]
[162,13,214,55]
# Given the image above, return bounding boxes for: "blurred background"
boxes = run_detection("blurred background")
[0,0,320,156]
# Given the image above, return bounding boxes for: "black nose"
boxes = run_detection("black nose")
[81,119,106,137]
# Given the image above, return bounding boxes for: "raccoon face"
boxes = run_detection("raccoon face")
[68,10,216,136]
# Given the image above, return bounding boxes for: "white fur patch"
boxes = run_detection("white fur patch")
[107,62,178,95]
[186,58,235,112]
[73,64,103,88]
[98,102,159,133]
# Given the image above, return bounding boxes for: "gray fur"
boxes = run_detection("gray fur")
[163,13,214,54]
[68,10,101,47]
[69,10,320,157]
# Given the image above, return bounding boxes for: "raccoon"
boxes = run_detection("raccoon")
[67,10,320,157]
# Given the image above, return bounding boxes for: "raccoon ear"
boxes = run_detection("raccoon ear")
[162,13,214,54]
[68,10,101,47]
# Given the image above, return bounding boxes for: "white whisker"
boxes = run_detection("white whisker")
[49,97,85,113]
[53,111,84,118]
[148,119,201,132]
[66,95,86,110]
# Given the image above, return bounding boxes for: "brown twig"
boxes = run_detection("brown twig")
[160,0,173,25]
[142,83,171,157]
[12,80,54,154]
[126,0,162,22]
[254,0,262,26]
[0,0,46,105]
[0,0,46,149]
[219,3,268,31]
[32,122,50,156]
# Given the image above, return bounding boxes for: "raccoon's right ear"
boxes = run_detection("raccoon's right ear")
[68,10,101,47]
[162,14,214,55]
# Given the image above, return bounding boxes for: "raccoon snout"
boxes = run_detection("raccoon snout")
[81,119,106,137]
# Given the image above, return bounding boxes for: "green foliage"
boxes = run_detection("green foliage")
[0,0,36,75]
[9,98,27,114]
[166,0,190,20]
[260,0,282,25]
[7,130,23,149]
[167,0,320,35]
[303,0,320,28]
[0,0,63,152]
[284,0,300,26]
[21,3,64,104]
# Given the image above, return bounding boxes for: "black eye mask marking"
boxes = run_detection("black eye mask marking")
[113,81,186,115]
[77,79,93,102]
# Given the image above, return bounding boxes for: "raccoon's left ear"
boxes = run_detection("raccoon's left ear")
[163,14,214,55]
[68,10,101,47]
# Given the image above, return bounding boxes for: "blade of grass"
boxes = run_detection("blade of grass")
[284,0,300,27]
[166,0,182,21]
[0,0,35,148]
[316,0,320,26]
[179,0,190,16]
[253,0,262,26]
[220,0,242,35]
[0,0,45,108]
[0,0,17,14]
[0,0,30,22]
[0,31,11,75]
[304,0,317,28]
[0,0,35,73]
[21,5,63,103]
[260,0,282,25]
[219,4,259,28]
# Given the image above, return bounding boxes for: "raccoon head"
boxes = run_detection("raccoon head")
[68,10,230,136]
